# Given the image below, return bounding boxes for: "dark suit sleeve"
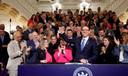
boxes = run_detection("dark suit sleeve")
[59,33,76,43]
[27,40,36,52]
[36,49,46,63]
[0,32,10,49]
[23,30,29,40]
[59,33,67,40]
[88,39,98,63]
[5,32,11,44]
[74,38,82,62]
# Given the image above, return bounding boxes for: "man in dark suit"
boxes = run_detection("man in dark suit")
[26,31,39,64]
[58,25,98,63]
[75,26,98,64]
[0,24,11,66]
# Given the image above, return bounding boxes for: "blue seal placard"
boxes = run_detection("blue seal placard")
[73,67,93,76]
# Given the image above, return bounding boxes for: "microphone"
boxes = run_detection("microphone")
[9,18,12,22]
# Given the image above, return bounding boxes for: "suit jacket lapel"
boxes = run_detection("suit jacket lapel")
[79,37,82,51]
[14,40,21,51]
[82,37,90,51]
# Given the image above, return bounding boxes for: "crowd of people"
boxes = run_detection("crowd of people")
[0,7,128,76]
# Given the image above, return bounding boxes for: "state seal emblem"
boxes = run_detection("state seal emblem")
[73,67,93,76]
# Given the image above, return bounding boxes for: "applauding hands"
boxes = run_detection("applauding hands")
[114,37,120,46]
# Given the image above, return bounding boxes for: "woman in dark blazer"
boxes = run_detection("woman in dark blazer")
[37,39,52,63]
[97,36,118,64]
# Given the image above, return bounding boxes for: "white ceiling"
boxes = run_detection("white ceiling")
[0,0,128,30]
[0,12,20,32]
[36,0,103,12]
[0,13,9,23]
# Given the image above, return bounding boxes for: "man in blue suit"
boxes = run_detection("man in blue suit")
[75,26,98,64]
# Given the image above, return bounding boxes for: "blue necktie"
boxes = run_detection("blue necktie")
[81,39,85,51]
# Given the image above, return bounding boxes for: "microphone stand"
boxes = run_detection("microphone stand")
[9,19,12,34]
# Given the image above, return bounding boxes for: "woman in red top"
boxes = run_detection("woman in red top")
[54,39,73,63]
[37,39,52,63]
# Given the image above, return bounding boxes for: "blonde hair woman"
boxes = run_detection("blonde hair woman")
[37,39,52,63]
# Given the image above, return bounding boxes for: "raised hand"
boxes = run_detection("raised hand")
[20,42,27,52]
[57,46,62,56]
[114,37,120,46]
[100,46,106,55]
[80,59,88,64]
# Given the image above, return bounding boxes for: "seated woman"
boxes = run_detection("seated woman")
[54,39,73,63]
[37,39,52,63]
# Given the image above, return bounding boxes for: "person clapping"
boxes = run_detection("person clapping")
[6,31,31,76]
[37,39,52,64]
[54,39,73,63]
